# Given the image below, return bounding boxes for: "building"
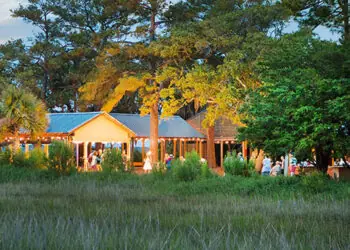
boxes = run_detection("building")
[187,111,248,167]
[2,112,205,169]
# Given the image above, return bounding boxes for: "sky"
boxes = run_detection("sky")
[0,0,341,44]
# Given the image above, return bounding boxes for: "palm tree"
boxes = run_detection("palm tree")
[0,85,48,151]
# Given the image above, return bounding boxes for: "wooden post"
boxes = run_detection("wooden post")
[83,142,88,171]
[199,140,203,158]
[126,141,131,160]
[141,139,145,162]
[160,140,164,163]
[24,144,29,158]
[173,139,177,157]
[184,140,187,156]
[44,144,49,157]
[122,143,125,154]
[130,139,134,167]
[179,140,183,157]
[220,140,224,168]
[76,143,79,168]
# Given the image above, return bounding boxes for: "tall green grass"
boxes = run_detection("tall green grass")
[0,166,349,249]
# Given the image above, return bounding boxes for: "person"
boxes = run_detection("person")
[90,151,98,170]
[261,155,271,176]
[270,161,281,176]
[143,151,152,173]
[289,154,297,176]
[96,149,104,171]
[238,152,244,162]
[165,154,173,170]
[290,163,297,176]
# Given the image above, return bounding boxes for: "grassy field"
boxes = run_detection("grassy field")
[0,166,349,249]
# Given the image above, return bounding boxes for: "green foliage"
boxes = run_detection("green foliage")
[172,151,207,181]
[102,148,124,173]
[301,171,329,193]
[12,151,28,168]
[0,85,48,150]
[151,162,167,179]
[0,148,12,165]
[223,152,255,177]
[239,32,350,172]
[47,141,75,176]
[27,148,47,169]
[200,162,214,179]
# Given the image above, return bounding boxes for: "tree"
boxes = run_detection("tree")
[159,0,290,167]
[12,0,64,103]
[80,0,173,164]
[0,85,48,151]
[238,31,350,173]
[283,0,350,42]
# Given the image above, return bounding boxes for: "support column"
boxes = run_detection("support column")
[126,141,131,160]
[130,138,134,167]
[24,144,29,158]
[220,140,224,168]
[160,140,164,163]
[44,144,49,158]
[122,143,125,155]
[184,140,187,156]
[83,142,88,171]
[141,139,145,162]
[199,140,203,158]
[179,140,183,157]
[173,139,177,157]
[76,143,79,168]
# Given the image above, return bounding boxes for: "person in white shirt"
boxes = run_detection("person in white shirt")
[261,156,271,176]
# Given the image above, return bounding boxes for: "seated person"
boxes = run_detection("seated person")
[270,161,281,176]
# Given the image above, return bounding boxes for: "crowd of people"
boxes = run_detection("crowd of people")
[261,155,301,176]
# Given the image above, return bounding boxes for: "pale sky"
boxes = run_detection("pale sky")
[0,0,340,44]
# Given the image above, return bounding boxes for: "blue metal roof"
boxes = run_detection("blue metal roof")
[47,112,101,133]
[110,113,205,138]
[44,112,204,138]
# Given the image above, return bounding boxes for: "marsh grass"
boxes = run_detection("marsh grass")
[0,167,349,249]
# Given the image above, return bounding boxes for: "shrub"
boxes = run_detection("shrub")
[200,162,214,179]
[102,148,125,172]
[151,162,167,179]
[172,151,204,181]
[12,150,30,168]
[27,148,47,169]
[223,152,255,177]
[0,148,12,165]
[301,171,329,192]
[47,141,75,176]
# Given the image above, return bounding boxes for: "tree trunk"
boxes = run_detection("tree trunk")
[13,131,20,153]
[315,146,331,174]
[150,102,159,164]
[207,126,216,168]
[149,7,159,165]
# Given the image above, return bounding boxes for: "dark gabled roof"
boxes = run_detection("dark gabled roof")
[110,113,205,138]
[47,112,101,133]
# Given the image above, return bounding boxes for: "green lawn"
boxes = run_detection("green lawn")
[0,167,349,249]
